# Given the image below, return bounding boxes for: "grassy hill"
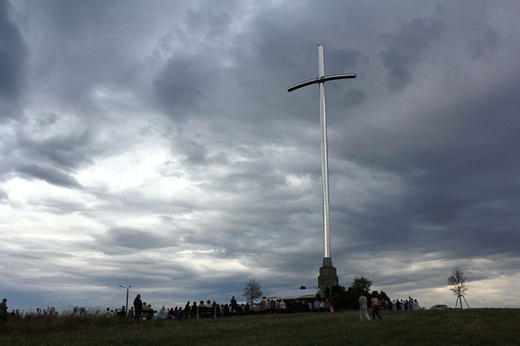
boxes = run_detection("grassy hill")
[3,308,519,345]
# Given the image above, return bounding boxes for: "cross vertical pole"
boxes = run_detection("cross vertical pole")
[288,45,355,290]
[318,45,331,260]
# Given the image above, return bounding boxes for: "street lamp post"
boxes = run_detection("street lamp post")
[119,285,131,316]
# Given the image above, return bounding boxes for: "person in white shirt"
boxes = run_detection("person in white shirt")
[359,295,371,321]
[371,297,383,319]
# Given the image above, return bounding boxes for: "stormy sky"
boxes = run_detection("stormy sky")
[1,0,520,312]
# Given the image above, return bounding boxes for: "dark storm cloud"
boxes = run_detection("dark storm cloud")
[16,129,93,171]
[334,84,520,252]
[466,22,500,61]
[409,79,519,215]
[17,164,81,188]
[2,0,520,312]
[380,18,446,91]
[341,89,367,108]
[97,227,173,252]
[22,0,163,116]
[326,47,366,74]
[178,139,209,165]
[0,0,27,120]
[154,57,216,118]
[330,62,520,266]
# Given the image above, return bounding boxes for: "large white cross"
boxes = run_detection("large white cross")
[288,45,356,264]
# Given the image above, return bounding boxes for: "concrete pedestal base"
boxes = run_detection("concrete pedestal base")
[318,257,339,294]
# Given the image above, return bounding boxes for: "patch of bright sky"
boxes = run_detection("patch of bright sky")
[2,176,95,212]
[78,146,172,192]
[93,85,135,103]
[0,207,99,241]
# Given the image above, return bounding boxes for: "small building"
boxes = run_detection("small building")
[267,288,325,301]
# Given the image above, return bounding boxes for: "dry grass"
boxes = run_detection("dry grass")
[2,308,520,345]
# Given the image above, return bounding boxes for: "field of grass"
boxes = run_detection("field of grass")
[2,308,519,345]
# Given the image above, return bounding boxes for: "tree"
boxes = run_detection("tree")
[242,279,263,304]
[379,290,389,301]
[352,276,372,294]
[334,276,392,310]
[447,266,470,309]
[335,276,373,310]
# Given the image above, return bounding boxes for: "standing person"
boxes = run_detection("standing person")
[359,295,371,321]
[212,301,219,319]
[313,298,321,312]
[259,297,270,314]
[413,299,420,310]
[0,298,8,321]
[133,294,143,323]
[191,301,198,319]
[371,296,383,320]
[184,301,191,319]
[104,307,113,318]
[319,299,326,312]
[279,300,287,313]
[230,296,238,314]
[329,297,336,312]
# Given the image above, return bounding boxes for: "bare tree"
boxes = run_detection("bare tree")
[242,279,263,304]
[447,266,470,308]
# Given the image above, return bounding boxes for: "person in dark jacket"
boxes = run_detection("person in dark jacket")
[133,294,143,322]
[0,298,8,321]
[184,301,191,319]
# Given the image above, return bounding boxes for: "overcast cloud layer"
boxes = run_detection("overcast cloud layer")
[1,0,520,312]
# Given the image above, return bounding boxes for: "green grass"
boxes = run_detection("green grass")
[2,309,519,345]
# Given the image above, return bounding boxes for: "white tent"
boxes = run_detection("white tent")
[267,288,325,300]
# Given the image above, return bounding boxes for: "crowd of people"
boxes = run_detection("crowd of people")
[392,297,421,311]
[0,298,59,320]
[123,294,338,322]
[0,294,421,323]
[254,296,336,314]
[359,295,421,321]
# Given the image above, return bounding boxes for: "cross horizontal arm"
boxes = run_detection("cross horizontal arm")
[322,73,356,83]
[287,78,320,92]
[287,73,356,92]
